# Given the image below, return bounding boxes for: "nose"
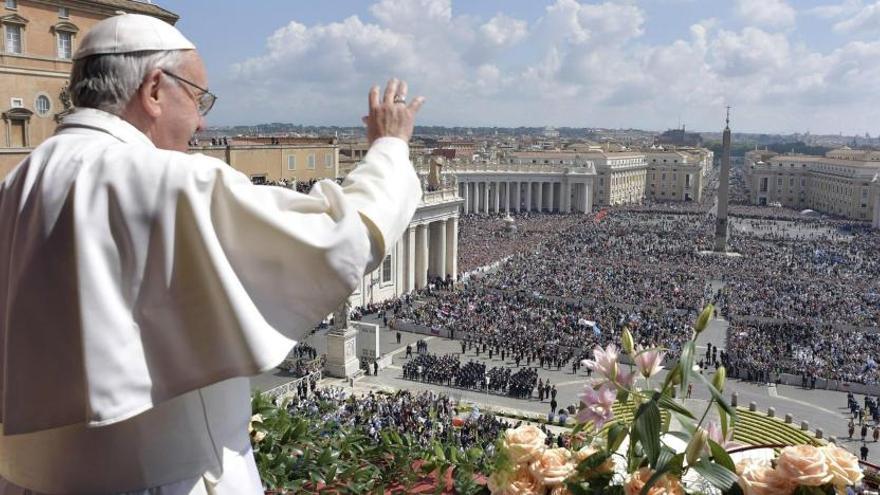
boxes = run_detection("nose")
[195,115,206,134]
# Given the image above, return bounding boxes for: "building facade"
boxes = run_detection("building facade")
[453,161,595,215]
[0,0,178,177]
[746,149,880,221]
[644,148,713,202]
[192,138,339,184]
[348,177,461,307]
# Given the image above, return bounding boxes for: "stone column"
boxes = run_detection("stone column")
[515,182,521,213]
[583,182,592,213]
[406,226,416,291]
[525,182,532,212]
[536,182,544,212]
[415,224,428,289]
[482,182,490,213]
[471,182,478,213]
[429,221,446,279]
[562,182,572,213]
[874,195,880,229]
[462,181,470,214]
[505,182,511,213]
[548,182,555,212]
[493,182,500,213]
[445,217,458,280]
[396,241,406,296]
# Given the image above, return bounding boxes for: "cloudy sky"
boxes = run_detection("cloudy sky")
[162,0,880,134]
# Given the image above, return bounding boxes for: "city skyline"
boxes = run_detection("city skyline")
[164,0,880,135]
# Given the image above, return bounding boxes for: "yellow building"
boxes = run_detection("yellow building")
[190,137,339,183]
[644,148,712,202]
[0,0,178,177]
[746,149,880,221]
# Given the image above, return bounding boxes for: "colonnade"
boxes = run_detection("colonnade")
[873,193,880,229]
[400,217,458,292]
[458,180,591,215]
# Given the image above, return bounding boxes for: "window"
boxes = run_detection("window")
[59,7,69,18]
[5,0,16,9]
[286,155,296,171]
[34,95,50,116]
[382,255,392,283]
[324,153,333,169]
[5,24,22,54]
[307,153,316,169]
[57,31,72,59]
[10,97,23,108]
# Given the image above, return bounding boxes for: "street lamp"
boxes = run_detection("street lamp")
[485,375,491,408]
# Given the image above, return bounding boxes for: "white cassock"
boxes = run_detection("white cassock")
[0,108,422,494]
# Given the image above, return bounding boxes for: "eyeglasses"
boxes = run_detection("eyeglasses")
[161,69,217,117]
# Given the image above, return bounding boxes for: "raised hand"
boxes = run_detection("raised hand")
[361,78,425,145]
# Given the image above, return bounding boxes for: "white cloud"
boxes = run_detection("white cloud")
[710,27,790,77]
[215,0,880,133]
[480,14,528,47]
[834,1,880,35]
[735,0,796,29]
[807,0,864,19]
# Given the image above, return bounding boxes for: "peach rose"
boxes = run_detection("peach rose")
[530,447,575,486]
[624,467,685,495]
[503,424,547,464]
[777,445,833,487]
[736,458,793,495]
[822,445,863,488]
[488,464,545,495]
[573,446,614,474]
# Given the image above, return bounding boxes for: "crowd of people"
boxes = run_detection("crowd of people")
[400,353,541,401]
[406,202,880,386]
[457,213,582,274]
[284,388,514,450]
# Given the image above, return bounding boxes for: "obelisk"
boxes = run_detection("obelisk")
[714,108,732,252]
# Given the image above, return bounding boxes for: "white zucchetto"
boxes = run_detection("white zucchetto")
[73,13,195,60]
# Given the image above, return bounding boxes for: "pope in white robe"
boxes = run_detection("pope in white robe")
[0,14,424,495]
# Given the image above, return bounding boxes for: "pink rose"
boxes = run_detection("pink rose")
[777,445,833,487]
[503,424,547,464]
[487,464,544,495]
[822,445,863,488]
[736,459,794,495]
[529,447,575,486]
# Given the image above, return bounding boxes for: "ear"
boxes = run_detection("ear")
[138,68,164,118]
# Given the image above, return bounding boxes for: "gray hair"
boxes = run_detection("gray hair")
[69,50,186,116]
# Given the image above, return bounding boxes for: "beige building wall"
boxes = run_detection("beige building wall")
[589,152,647,206]
[0,0,178,179]
[644,150,708,202]
[189,144,340,183]
[748,151,879,221]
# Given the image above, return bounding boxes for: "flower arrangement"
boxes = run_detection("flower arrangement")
[487,304,866,495]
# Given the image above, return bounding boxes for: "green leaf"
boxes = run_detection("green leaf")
[658,395,696,419]
[694,371,738,421]
[692,459,738,491]
[639,450,682,495]
[678,341,695,398]
[634,400,661,467]
[576,451,611,474]
[564,481,591,495]
[433,443,446,462]
[607,423,628,453]
[709,439,736,472]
